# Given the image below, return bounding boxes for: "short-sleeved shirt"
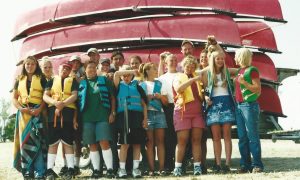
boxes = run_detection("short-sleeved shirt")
[45,77,78,92]
[235,68,259,103]
[144,80,167,111]
[82,77,115,122]
[45,77,78,122]
[14,76,47,107]
[14,76,47,92]
[158,72,178,103]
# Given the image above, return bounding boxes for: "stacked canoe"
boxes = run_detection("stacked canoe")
[12,0,287,134]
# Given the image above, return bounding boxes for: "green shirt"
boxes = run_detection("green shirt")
[82,77,115,122]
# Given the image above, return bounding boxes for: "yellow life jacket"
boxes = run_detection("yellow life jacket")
[18,75,43,105]
[50,76,76,109]
[174,73,204,108]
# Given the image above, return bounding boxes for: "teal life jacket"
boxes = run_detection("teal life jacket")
[78,76,110,112]
[140,80,162,111]
[237,66,260,102]
[117,80,143,113]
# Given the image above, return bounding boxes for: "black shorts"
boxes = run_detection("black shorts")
[48,121,74,146]
[117,128,146,145]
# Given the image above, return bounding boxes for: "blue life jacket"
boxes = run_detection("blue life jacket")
[117,80,143,113]
[78,76,110,112]
[140,80,162,111]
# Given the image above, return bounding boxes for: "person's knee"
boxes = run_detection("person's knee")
[100,141,110,150]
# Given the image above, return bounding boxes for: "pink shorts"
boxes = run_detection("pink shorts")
[173,100,205,131]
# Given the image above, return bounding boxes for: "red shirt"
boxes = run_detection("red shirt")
[235,68,259,103]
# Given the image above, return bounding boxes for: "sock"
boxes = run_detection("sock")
[74,157,80,167]
[194,162,201,167]
[47,154,57,169]
[102,148,113,169]
[175,162,182,168]
[119,162,126,169]
[90,151,100,170]
[133,160,140,169]
[65,154,74,168]
[63,157,67,167]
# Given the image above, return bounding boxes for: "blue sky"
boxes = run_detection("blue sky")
[1,0,299,100]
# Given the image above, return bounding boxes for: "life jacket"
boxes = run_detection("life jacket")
[237,66,260,102]
[50,76,76,109]
[18,75,43,105]
[173,73,204,109]
[140,80,162,111]
[78,76,111,112]
[117,80,143,113]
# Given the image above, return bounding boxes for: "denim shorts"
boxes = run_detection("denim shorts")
[147,110,167,129]
[82,121,112,145]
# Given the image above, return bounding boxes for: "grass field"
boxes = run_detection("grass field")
[0,139,299,179]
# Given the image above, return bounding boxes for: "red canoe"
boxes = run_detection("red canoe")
[12,0,285,41]
[228,52,278,82]
[237,21,279,53]
[258,85,285,117]
[229,0,285,22]
[12,0,232,41]
[19,15,242,60]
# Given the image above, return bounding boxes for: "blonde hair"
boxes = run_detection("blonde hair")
[235,48,253,67]
[208,51,227,87]
[180,55,198,68]
[119,64,132,71]
[140,62,155,79]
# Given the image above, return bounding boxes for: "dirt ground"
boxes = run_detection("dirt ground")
[0,139,299,180]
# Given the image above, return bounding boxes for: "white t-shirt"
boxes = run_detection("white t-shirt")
[158,72,178,103]
[144,80,167,111]
[212,73,229,97]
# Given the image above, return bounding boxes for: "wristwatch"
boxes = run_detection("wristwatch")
[111,111,116,116]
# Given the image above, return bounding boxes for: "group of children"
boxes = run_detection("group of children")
[12,36,264,179]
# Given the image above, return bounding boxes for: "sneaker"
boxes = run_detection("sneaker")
[212,164,222,173]
[201,165,208,174]
[238,166,251,174]
[222,165,231,173]
[59,166,68,176]
[106,169,115,179]
[158,170,167,176]
[252,167,263,173]
[132,168,142,178]
[91,169,102,178]
[23,170,34,180]
[62,168,74,180]
[194,165,202,175]
[73,166,80,176]
[118,168,127,178]
[45,169,58,180]
[173,167,182,177]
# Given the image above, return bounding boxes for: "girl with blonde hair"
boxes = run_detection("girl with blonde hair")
[202,51,235,173]
[172,55,205,176]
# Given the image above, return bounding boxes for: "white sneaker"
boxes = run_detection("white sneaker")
[118,168,127,178]
[132,168,142,178]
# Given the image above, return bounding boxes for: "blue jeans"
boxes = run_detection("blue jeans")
[236,101,264,170]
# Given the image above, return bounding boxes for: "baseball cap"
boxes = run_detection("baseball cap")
[100,58,110,64]
[87,48,99,55]
[181,40,194,47]
[69,55,81,62]
[61,62,72,69]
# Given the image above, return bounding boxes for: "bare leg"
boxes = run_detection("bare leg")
[155,128,165,171]
[211,124,222,166]
[146,130,155,172]
[222,123,232,166]
[191,128,202,163]
[175,130,190,163]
